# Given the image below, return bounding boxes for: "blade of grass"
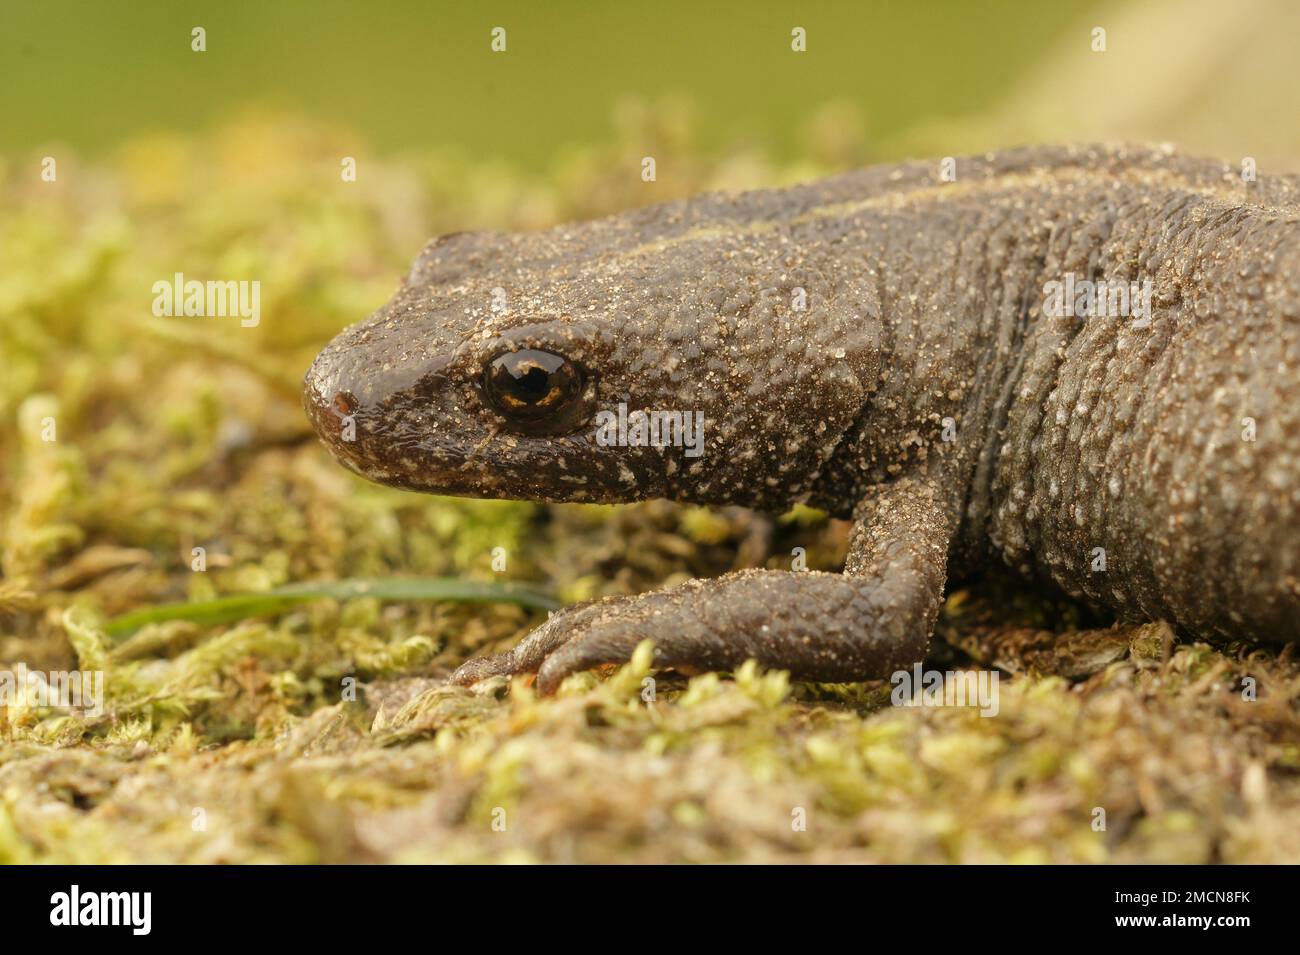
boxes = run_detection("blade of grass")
[103,576,561,638]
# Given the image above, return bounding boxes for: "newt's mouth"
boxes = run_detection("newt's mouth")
[302,388,487,495]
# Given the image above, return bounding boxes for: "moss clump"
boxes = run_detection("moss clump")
[1,109,1298,862]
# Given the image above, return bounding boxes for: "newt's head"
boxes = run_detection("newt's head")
[304,213,879,510]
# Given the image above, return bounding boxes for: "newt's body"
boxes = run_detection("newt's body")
[305,145,1300,693]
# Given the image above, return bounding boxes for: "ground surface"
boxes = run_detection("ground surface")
[2,113,1298,863]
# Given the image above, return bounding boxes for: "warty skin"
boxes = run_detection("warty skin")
[305,144,1300,693]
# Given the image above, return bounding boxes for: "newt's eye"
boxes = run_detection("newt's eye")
[482,349,584,426]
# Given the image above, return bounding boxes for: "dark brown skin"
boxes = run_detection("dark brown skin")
[304,145,1300,694]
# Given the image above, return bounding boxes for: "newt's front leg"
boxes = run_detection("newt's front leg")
[452,477,955,693]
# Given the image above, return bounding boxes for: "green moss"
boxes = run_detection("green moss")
[0,109,1298,862]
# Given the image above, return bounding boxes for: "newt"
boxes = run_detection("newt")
[304,144,1300,694]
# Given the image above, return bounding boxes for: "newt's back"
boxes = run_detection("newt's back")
[981,152,1300,642]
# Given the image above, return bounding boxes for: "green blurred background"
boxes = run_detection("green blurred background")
[5,0,1297,171]
[2,0,1079,164]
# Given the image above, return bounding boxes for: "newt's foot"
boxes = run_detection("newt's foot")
[449,593,653,694]
[449,566,935,695]
[452,482,950,695]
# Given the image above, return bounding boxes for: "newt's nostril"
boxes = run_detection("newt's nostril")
[332,391,358,416]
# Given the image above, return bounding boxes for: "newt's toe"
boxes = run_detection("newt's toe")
[449,651,519,686]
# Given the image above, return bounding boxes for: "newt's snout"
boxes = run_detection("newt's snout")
[301,316,446,487]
